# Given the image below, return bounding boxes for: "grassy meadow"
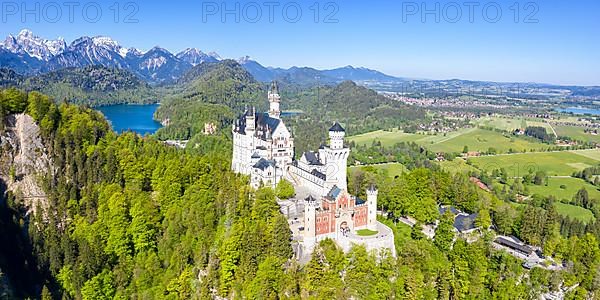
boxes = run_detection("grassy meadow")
[554,202,595,224]
[527,177,600,201]
[349,127,550,154]
[468,151,600,177]
[475,116,554,133]
[555,125,600,143]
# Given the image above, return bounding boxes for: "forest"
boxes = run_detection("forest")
[2,88,600,299]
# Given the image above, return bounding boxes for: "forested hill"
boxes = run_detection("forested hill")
[154,60,265,140]
[1,66,156,106]
[0,68,24,87]
[323,81,426,130]
[177,59,257,85]
[173,59,264,110]
[283,81,429,154]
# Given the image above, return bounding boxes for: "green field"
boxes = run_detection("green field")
[423,128,549,154]
[349,129,430,147]
[349,163,407,178]
[527,177,600,201]
[350,128,549,154]
[474,116,554,133]
[438,158,479,174]
[572,149,600,161]
[555,125,600,143]
[469,151,600,176]
[554,202,595,224]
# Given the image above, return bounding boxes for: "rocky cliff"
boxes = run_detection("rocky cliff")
[0,113,52,213]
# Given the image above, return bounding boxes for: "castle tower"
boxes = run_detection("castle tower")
[367,185,378,231]
[324,122,349,191]
[246,107,256,133]
[268,81,281,119]
[304,195,318,247]
[244,108,256,174]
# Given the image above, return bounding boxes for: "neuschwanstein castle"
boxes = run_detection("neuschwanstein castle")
[232,82,383,249]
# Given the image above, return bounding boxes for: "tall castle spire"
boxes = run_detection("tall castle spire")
[268,81,281,119]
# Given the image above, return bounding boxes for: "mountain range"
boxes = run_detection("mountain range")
[0,29,401,85]
[2,29,599,101]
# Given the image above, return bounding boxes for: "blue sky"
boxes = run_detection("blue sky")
[1,0,599,85]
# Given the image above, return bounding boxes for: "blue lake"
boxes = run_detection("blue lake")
[96,104,162,135]
[558,107,600,116]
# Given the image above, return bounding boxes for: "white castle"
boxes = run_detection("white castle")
[232,81,350,195]
[232,82,392,255]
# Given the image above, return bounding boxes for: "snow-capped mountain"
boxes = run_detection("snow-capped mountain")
[0,29,403,84]
[2,29,66,61]
[176,48,220,66]
[131,47,193,82]
[46,36,130,71]
[0,30,196,83]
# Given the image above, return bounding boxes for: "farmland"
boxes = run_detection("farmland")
[474,116,554,133]
[468,151,600,176]
[554,202,595,224]
[526,177,600,202]
[349,127,550,154]
[349,129,433,147]
[423,128,549,154]
[572,149,600,161]
[555,125,600,143]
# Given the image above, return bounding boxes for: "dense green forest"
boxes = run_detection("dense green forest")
[3,89,600,299]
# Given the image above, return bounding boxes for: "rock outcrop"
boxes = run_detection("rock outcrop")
[0,113,52,213]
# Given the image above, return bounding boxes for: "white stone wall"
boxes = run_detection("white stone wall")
[287,164,326,197]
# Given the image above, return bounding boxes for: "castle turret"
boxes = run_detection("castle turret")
[304,195,318,247]
[246,107,256,133]
[323,122,349,191]
[268,81,281,119]
[367,185,378,231]
[329,122,345,150]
